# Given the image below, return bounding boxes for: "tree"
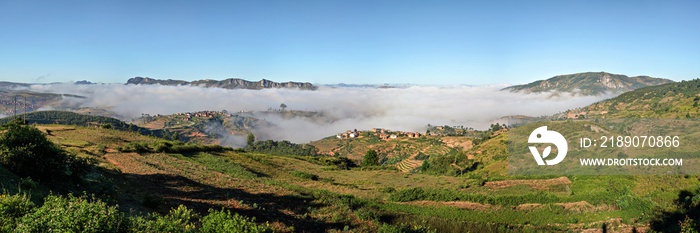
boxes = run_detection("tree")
[280,103,287,111]
[0,123,71,181]
[247,133,255,146]
[363,149,379,167]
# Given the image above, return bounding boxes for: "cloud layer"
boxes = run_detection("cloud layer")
[29,83,613,143]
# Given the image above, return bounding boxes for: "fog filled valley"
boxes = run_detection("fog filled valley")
[16,82,614,145]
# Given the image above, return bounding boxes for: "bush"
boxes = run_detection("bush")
[129,205,198,233]
[16,194,126,233]
[120,141,227,154]
[291,171,319,181]
[246,140,318,156]
[389,187,427,202]
[379,187,396,193]
[354,207,379,221]
[200,209,272,233]
[615,195,655,213]
[363,149,380,167]
[0,123,74,181]
[378,223,435,233]
[0,193,35,232]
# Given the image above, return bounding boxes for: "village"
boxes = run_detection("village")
[336,128,423,140]
[173,110,234,121]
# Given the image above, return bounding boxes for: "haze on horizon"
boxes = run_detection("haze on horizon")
[25,83,613,145]
[0,1,698,85]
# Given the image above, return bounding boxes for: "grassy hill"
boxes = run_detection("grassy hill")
[503,72,673,95]
[310,132,470,173]
[583,78,700,118]
[2,122,697,232]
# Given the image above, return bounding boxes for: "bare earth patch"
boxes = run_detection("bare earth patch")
[440,136,473,151]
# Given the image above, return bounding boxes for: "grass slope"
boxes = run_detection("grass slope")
[0,124,693,232]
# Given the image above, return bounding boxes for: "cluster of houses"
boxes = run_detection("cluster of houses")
[175,110,233,121]
[1,99,35,113]
[336,128,423,140]
[336,129,360,139]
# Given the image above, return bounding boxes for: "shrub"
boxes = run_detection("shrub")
[129,205,198,233]
[379,186,396,193]
[389,188,427,202]
[363,149,380,167]
[0,123,74,181]
[246,139,318,156]
[200,209,272,233]
[291,171,319,181]
[16,194,125,233]
[0,193,35,232]
[378,223,435,233]
[354,207,379,221]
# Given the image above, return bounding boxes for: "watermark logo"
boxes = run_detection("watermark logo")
[528,126,568,165]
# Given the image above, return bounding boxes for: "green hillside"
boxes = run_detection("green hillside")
[3,120,697,232]
[503,72,673,95]
[583,78,700,118]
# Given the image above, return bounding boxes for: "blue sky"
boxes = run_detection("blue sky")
[0,0,698,85]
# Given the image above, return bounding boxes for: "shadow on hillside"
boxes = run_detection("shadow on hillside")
[649,189,700,232]
[117,172,348,232]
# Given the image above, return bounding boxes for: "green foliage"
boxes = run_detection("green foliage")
[378,222,435,233]
[651,185,700,232]
[0,192,272,233]
[128,205,198,233]
[418,150,477,176]
[363,149,380,167]
[291,170,319,181]
[119,141,227,154]
[0,123,86,181]
[471,124,505,146]
[379,186,396,193]
[586,79,700,118]
[200,209,272,233]
[246,139,318,156]
[414,152,429,161]
[247,133,255,146]
[615,195,654,213]
[0,193,35,232]
[388,187,560,206]
[16,194,125,233]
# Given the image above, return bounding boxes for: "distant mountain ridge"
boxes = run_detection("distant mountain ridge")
[126,77,317,90]
[503,72,673,95]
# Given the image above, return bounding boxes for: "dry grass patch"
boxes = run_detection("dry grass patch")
[407,200,496,211]
[485,176,571,190]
